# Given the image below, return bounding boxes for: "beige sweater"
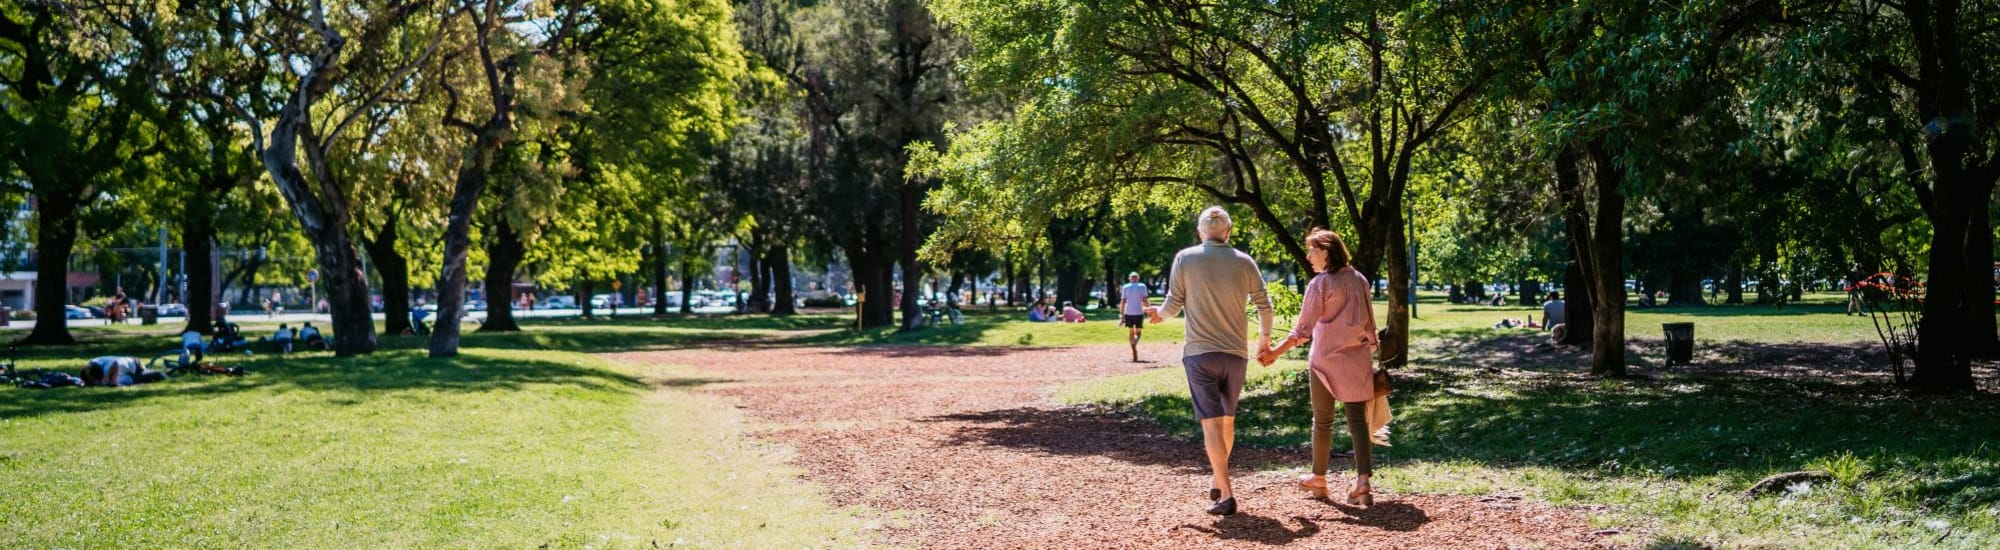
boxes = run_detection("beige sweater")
[1157,242,1275,359]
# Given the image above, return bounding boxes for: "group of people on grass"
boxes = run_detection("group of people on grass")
[1133,207,1390,516]
[1025,299,1086,323]
[37,319,315,390]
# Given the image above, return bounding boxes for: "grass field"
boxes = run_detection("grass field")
[0,333,864,548]
[1050,296,2000,549]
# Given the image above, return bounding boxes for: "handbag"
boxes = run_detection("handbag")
[1372,367,1392,398]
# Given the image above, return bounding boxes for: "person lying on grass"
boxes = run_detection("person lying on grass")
[300,322,327,350]
[1061,301,1086,323]
[81,356,162,387]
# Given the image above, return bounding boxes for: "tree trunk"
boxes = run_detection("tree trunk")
[852,255,893,328]
[746,234,768,313]
[1381,202,1412,369]
[1669,273,1705,306]
[1002,254,1016,307]
[1725,264,1745,304]
[1561,259,1592,347]
[1102,255,1118,309]
[363,220,412,336]
[579,274,596,318]
[315,230,378,356]
[1757,242,1780,305]
[679,254,696,315]
[1582,141,1627,376]
[898,186,924,331]
[23,195,79,345]
[652,229,670,317]
[182,208,217,335]
[1966,204,1997,356]
[770,244,796,315]
[479,216,526,332]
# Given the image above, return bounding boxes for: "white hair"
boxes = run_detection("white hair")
[1197,206,1232,242]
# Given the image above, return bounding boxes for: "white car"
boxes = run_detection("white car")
[541,296,578,309]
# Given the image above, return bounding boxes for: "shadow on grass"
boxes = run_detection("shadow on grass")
[0,349,651,421]
[1072,331,2000,513]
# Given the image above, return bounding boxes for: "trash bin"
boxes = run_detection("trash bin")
[0,306,9,326]
[140,305,159,325]
[1663,322,1695,365]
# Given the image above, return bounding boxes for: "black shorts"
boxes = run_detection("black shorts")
[1121,314,1146,328]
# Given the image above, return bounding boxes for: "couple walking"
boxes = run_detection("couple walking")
[1143,206,1382,516]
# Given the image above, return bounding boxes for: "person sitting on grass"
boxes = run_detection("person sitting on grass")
[82,356,160,387]
[221,322,250,351]
[300,322,327,350]
[273,323,295,353]
[1027,303,1050,322]
[178,330,206,367]
[1541,292,1566,332]
[1061,301,1086,323]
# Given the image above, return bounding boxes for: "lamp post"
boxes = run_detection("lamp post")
[1408,197,1418,319]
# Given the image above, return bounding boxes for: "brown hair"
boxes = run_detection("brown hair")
[1304,228,1350,271]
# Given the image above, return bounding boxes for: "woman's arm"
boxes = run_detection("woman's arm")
[1260,277,1325,364]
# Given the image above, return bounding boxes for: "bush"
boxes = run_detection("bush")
[82,296,115,309]
[11,309,33,320]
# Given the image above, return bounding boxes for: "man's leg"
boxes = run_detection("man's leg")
[1201,416,1234,499]
[1128,327,1140,361]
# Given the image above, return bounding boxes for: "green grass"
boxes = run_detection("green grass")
[0,335,864,548]
[1055,330,2000,548]
[1403,291,1881,344]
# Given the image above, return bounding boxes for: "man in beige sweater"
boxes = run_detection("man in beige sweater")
[1146,206,1275,516]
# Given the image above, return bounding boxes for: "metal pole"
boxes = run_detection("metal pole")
[158,225,169,304]
[1408,200,1418,319]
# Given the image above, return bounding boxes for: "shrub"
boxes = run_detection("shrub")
[1857,272,1922,385]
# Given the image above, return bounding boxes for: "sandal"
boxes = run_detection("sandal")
[1297,474,1329,498]
[1346,479,1374,508]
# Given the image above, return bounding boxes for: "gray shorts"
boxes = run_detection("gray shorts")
[1183,352,1248,420]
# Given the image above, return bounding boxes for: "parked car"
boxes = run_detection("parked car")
[466,300,486,312]
[65,305,93,319]
[589,294,613,309]
[86,306,106,318]
[541,296,578,309]
[158,303,188,317]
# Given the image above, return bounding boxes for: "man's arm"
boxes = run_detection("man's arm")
[1247,263,1275,350]
[1152,254,1187,321]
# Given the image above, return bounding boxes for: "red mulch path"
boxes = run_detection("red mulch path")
[617,343,1618,549]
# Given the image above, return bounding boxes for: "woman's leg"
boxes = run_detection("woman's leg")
[1309,370,1337,476]
[1344,400,1373,477]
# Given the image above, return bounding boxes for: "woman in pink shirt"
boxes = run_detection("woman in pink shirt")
[1259,228,1379,507]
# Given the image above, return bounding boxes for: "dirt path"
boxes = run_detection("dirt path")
[617,343,1612,549]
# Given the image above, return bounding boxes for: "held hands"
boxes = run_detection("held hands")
[1256,336,1280,367]
[1256,347,1279,367]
